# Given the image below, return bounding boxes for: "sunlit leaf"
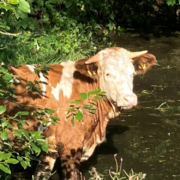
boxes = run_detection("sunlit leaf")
[0,130,8,140]
[0,152,12,160]
[75,110,83,121]
[0,164,11,174]
[19,0,30,13]
[13,129,23,137]
[5,158,19,164]
[20,160,28,169]
[0,105,6,115]
[41,144,48,153]
[16,111,29,116]
[88,88,101,96]
[50,116,60,121]
[45,108,54,114]
[70,100,81,104]
[31,143,41,155]
[8,0,19,5]
[80,93,87,100]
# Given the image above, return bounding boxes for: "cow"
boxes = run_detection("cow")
[1,47,156,180]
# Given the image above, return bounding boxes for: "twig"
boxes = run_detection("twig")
[0,30,21,36]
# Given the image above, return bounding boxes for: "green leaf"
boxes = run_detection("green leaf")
[50,116,60,121]
[70,100,81,104]
[17,156,22,161]
[45,108,54,114]
[0,164,11,174]
[17,123,23,129]
[23,130,30,140]
[5,158,19,164]
[2,74,13,81]
[75,110,83,121]
[93,96,104,100]
[84,105,96,110]
[84,105,96,113]
[88,88,101,96]
[18,0,30,13]
[31,143,41,155]
[80,93,87,101]
[32,86,42,94]
[41,144,48,153]
[166,0,176,5]
[8,0,20,5]
[0,105,6,115]
[2,121,9,128]
[71,116,74,126]
[0,152,12,160]
[0,130,8,141]
[13,129,22,138]
[0,68,8,74]
[0,25,10,31]
[20,160,28,169]
[16,111,29,116]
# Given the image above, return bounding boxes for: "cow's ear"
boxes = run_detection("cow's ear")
[74,58,98,77]
[132,53,157,75]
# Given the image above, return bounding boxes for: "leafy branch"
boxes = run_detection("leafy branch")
[65,88,106,125]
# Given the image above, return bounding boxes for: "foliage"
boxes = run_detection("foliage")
[166,0,180,5]
[88,154,146,180]
[0,0,117,66]
[0,64,60,177]
[156,102,180,116]
[0,0,179,67]
[66,88,106,125]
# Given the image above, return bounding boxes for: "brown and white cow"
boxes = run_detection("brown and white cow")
[1,47,156,180]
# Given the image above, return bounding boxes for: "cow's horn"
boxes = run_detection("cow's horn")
[85,53,102,64]
[129,50,148,59]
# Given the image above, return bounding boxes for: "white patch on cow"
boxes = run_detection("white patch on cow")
[108,103,121,118]
[57,108,59,113]
[81,144,96,162]
[26,65,35,72]
[39,72,47,98]
[96,134,102,144]
[46,135,57,152]
[51,61,75,100]
[81,134,105,162]
[45,156,56,170]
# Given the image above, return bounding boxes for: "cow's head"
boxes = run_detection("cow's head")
[75,47,156,109]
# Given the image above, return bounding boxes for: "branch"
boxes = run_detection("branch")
[0,31,21,36]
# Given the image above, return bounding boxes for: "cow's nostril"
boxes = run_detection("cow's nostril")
[123,94,137,106]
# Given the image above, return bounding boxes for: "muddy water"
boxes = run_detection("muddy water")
[81,34,180,180]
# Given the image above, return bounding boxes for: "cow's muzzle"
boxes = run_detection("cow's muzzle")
[117,93,137,108]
